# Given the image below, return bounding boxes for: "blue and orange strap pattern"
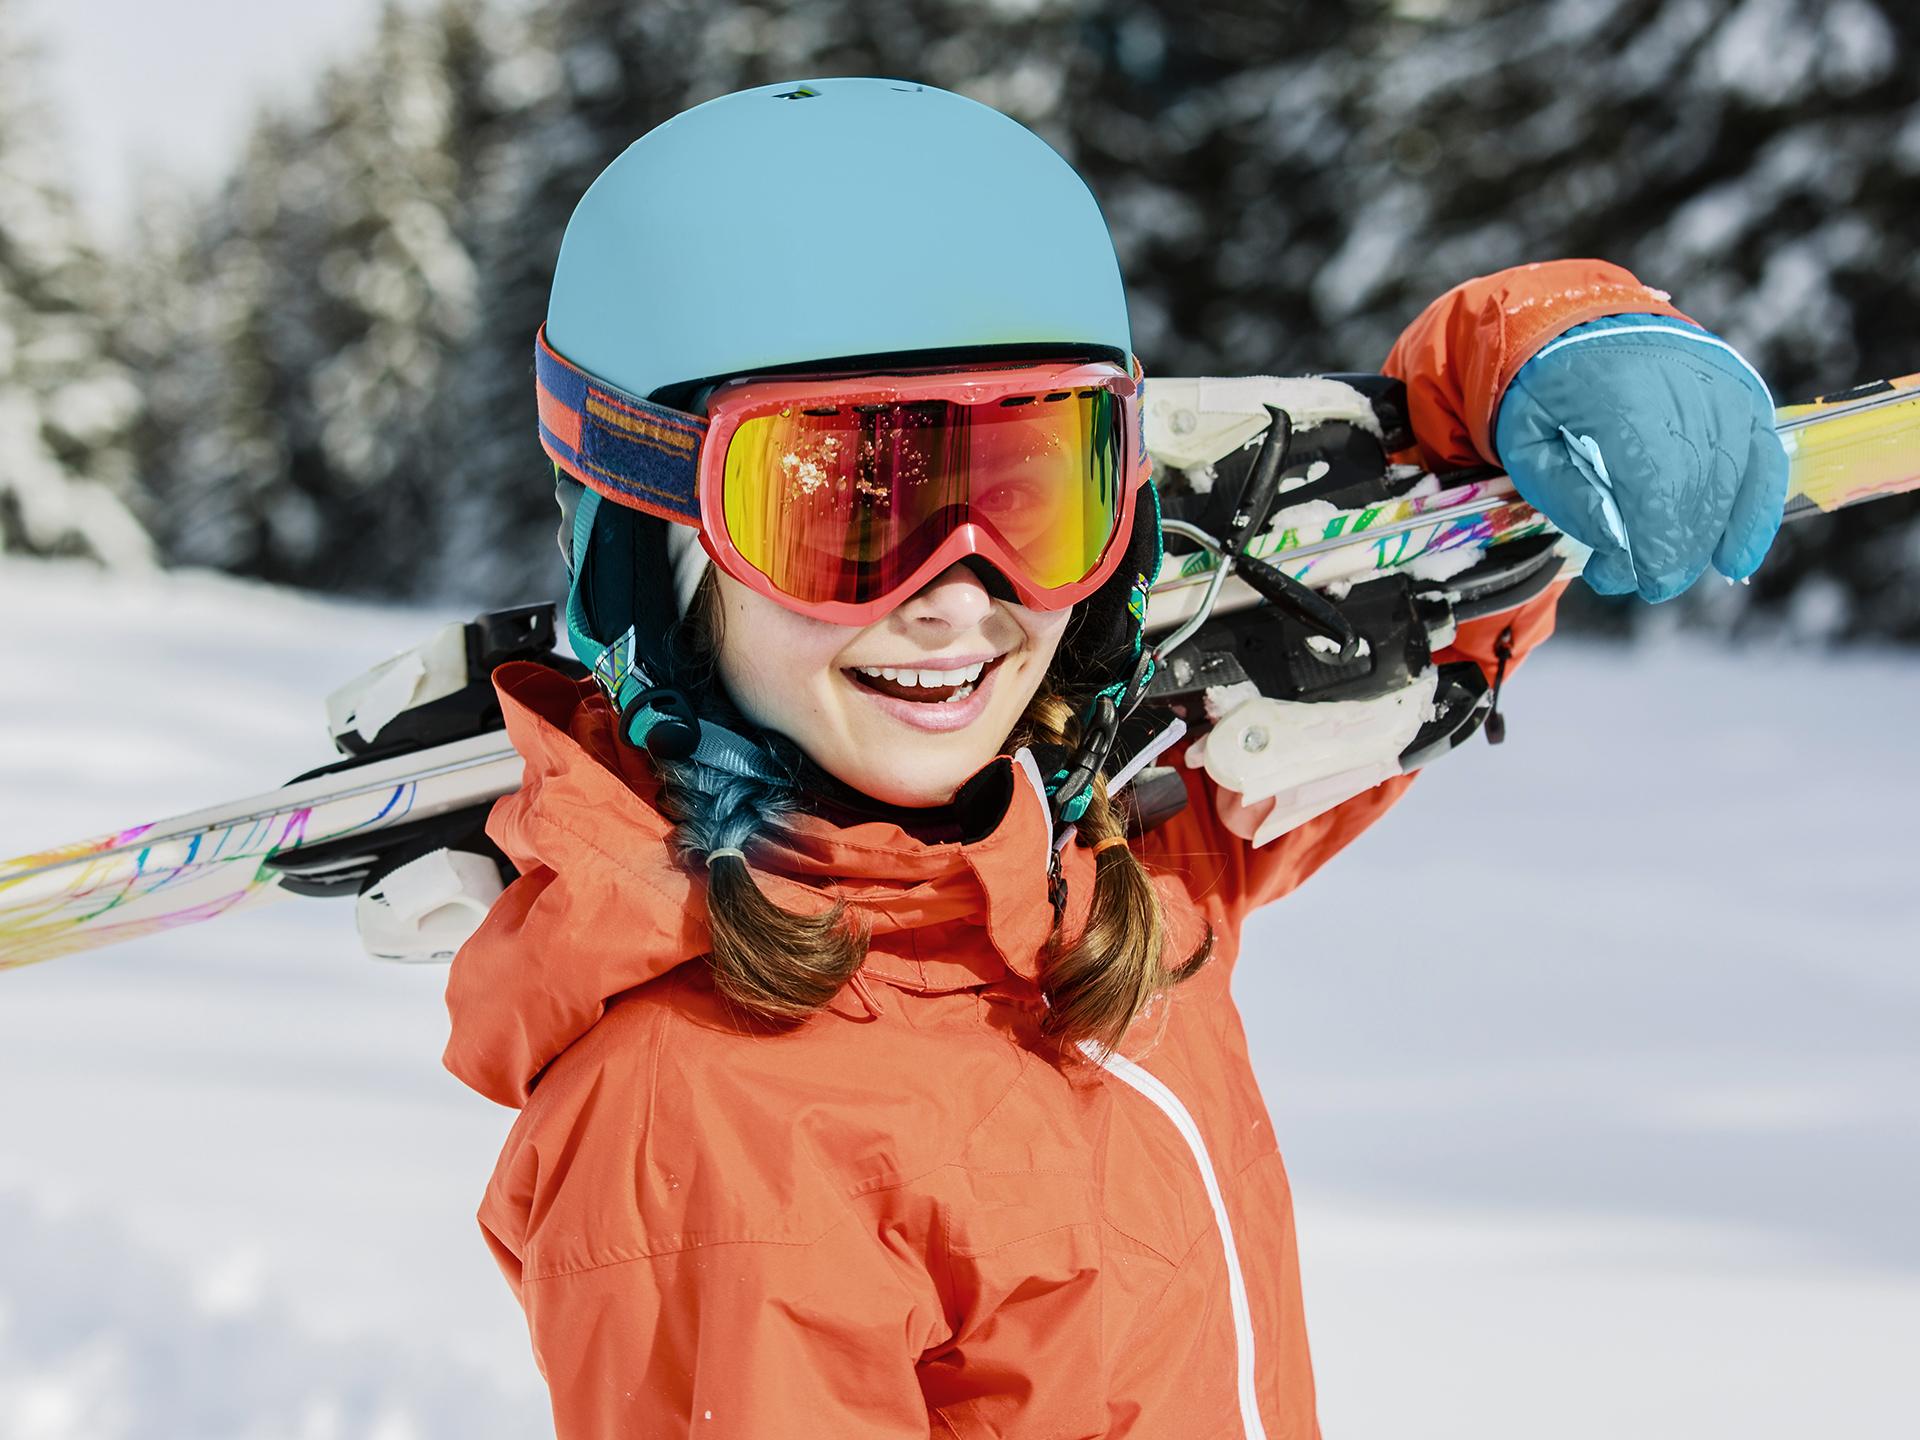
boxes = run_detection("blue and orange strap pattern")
[535,325,705,524]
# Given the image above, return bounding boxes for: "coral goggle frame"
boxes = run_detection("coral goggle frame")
[535,326,1150,625]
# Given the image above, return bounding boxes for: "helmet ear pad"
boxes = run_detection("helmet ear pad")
[568,490,678,679]
[567,492,769,742]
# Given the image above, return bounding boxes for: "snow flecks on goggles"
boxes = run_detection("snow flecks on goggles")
[534,325,1149,623]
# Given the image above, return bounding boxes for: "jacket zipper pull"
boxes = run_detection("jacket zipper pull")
[847,971,885,1020]
[1485,624,1515,745]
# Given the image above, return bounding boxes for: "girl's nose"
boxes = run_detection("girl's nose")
[896,561,994,632]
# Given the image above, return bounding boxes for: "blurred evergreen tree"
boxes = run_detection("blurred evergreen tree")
[0,0,149,567]
[1061,0,1920,640]
[133,0,503,591]
[121,0,1920,641]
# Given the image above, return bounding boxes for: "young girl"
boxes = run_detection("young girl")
[443,79,1785,1438]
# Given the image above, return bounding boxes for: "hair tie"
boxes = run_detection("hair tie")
[706,847,746,867]
[1089,835,1131,857]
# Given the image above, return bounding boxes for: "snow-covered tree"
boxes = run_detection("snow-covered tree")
[0,0,149,567]
[1060,0,1920,639]
[124,0,1920,639]
[133,0,502,593]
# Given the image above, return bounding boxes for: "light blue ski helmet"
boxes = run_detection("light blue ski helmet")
[544,77,1134,399]
[545,79,1158,792]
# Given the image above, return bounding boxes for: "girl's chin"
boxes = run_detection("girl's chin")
[829,749,997,809]
[816,716,1017,808]
[793,648,1058,809]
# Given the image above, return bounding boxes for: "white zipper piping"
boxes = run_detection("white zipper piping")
[1527,322,1775,405]
[1080,1041,1268,1439]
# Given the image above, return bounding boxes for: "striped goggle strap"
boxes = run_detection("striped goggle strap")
[534,325,705,524]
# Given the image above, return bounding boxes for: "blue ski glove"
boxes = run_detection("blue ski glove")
[1493,313,1789,601]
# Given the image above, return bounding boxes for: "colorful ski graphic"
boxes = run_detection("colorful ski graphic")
[1775,372,1920,515]
[0,735,521,969]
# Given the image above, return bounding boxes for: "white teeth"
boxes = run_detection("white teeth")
[854,661,988,688]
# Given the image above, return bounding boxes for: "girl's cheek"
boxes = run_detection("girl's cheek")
[713,590,847,724]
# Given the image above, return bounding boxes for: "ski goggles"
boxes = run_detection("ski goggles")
[535,326,1149,623]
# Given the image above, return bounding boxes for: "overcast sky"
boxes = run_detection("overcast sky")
[19,0,389,234]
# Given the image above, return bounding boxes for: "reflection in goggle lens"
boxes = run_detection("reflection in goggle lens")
[722,389,1122,606]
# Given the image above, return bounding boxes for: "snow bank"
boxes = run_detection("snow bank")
[1,558,1914,1437]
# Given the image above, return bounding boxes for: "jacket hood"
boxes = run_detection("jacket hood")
[443,661,1096,1109]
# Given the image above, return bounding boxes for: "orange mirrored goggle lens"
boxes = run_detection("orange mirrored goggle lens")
[719,386,1127,607]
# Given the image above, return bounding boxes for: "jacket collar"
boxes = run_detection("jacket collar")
[444,662,1095,1107]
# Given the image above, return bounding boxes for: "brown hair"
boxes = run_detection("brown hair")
[652,579,1210,1055]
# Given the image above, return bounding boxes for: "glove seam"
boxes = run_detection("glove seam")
[1529,322,1773,405]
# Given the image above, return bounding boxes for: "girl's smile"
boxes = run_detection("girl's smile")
[712,561,1071,807]
[841,651,1009,733]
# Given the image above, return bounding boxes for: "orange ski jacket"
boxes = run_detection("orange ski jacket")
[445,260,1683,1438]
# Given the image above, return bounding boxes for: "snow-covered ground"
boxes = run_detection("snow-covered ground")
[1,558,1914,1438]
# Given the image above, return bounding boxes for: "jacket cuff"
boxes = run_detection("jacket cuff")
[1384,259,1695,468]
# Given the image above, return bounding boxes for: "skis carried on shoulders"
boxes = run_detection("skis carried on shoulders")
[1120,368,1919,842]
[4,371,1915,968]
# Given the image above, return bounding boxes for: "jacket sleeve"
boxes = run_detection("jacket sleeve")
[1381,257,1692,470]
[1138,259,1655,926]
[481,1218,938,1439]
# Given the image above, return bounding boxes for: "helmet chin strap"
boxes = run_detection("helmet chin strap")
[1046,645,1157,830]
[1044,480,1166,832]
[564,488,781,782]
